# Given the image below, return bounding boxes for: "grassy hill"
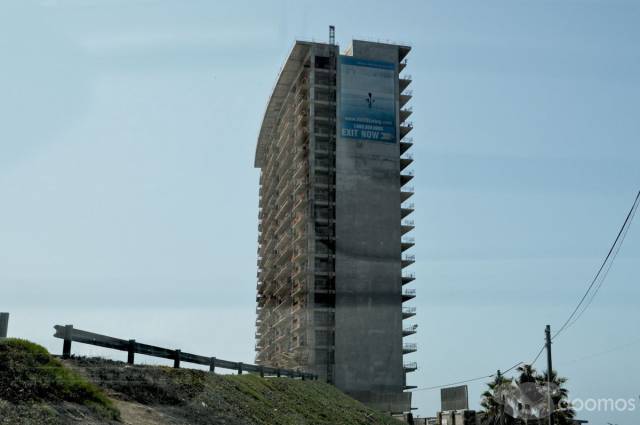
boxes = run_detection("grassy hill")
[0,339,403,425]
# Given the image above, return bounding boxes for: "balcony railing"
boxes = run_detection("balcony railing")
[402,272,416,282]
[403,324,418,334]
[403,343,417,354]
[403,307,416,315]
[402,289,416,301]
[402,254,415,262]
[404,362,418,372]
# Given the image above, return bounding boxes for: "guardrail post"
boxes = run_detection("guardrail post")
[259,366,264,378]
[173,349,181,368]
[0,313,8,338]
[238,362,243,375]
[276,368,281,378]
[62,324,73,359]
[209,357,216,373]
[127,339,136,365]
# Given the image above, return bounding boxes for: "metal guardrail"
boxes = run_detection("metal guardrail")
[53,325,317,380]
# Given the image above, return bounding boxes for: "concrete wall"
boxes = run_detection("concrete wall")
[334,40,408,412]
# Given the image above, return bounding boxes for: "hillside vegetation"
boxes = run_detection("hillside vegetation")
[0,339,403,425]
[0,338,119,424]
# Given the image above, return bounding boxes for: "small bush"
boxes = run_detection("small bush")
[0,338,119,420]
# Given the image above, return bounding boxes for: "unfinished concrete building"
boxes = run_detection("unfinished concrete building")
[254,36,416,414]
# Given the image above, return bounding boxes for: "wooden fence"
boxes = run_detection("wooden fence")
[53,324,317,380]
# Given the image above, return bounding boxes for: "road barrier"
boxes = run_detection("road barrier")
[53,324,317,380]
[0,313,8,338]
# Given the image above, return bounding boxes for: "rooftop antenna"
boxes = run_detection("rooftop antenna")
[329,25,335,45]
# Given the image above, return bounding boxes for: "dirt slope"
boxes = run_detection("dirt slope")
[0,339,403,425]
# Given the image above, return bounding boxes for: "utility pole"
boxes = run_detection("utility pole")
[497,369,505,425]
[545,325,554,425]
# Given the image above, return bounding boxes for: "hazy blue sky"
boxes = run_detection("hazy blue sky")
[1,1,639,423]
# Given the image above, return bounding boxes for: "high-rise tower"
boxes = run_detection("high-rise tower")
[254,38,415,413]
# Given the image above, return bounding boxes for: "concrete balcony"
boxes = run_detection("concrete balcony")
[399,74,412,92]
[402,288,416,302]
[400,137,413,155]
[401,186,414,202]
[400,122,414,138]
[403,324,418,337]
[402,343,417,355]
[403,385,418,390]
[402,307,416,319]
[400,90,412,108]
[401,219,415,235]
[400,105,413,123]
[401,202,415,219]
[399,45,411,62]
[399,58,408,72]
[404,362,418,373]
[401,237,415,252]
[401,170,414,186]
[401,254,415,268]
[402,272,416,285]
[400,153,413,171]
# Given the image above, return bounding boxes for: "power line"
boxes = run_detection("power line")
[410,374,494,392]
[410,362,522,392]
[560,336,640,366]
[531,343,546,366]
[552,190,640,341]
[410,190,639,395]
[564,197,638,332]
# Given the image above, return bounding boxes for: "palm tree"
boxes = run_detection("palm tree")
[481,374,515,425]
[516,364,537,384]
[537,370,575,425]
[515,364,540,423]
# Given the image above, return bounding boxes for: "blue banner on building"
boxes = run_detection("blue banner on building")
[339,56,396,143]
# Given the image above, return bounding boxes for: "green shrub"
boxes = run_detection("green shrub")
[0,338,119,420]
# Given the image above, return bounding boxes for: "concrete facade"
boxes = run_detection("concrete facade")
[254,39,415,414]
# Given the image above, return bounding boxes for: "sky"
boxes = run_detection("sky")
[1,0,639,423]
